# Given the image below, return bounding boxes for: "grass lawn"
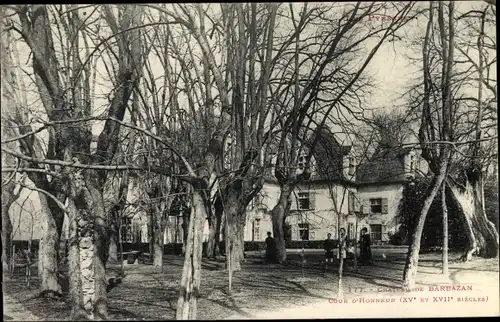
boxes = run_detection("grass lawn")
[3,249,499,320]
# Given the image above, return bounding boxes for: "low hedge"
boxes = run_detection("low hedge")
[11,240,40,252]
[10,239,361,257]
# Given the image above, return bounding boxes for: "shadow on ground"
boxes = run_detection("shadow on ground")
[4,250,498,320]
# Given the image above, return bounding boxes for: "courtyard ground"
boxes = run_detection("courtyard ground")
[3,247,499,320]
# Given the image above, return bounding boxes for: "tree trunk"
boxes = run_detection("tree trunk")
[271,186,292,264]
[38,196,62,294]
[67,202,86,320]
[1,184,15,274]
[91,189,110,320]
[442,183,449,276]
[0,6,16,276]
[402,169,448,290]
[206,195,223,259]
[448,175,499,260]
[224,194,246,271]
[36,191,65,296]
[153,223,164,267]
[214,206,222,258]
[206,214,217,258]
[338,248,344,299]
[107,208,119,263]
[72,175,109,320]
[220,211,226,256]
[182,210,189,256]
[176,190,206,320]
[108,230,118,264]
[148,210,154,255]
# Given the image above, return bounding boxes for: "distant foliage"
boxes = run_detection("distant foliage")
[395,176,468,250]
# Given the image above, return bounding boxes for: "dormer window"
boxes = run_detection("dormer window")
[297,152,306,170]
[348,157,355,175]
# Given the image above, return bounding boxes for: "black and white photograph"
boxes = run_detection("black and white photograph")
[1,2,498,320]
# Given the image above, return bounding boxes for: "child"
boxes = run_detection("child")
[323,233,335,271]
[337,228,347,261]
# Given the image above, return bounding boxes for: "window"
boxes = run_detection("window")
[348,157,355,175]
[370,198,382,213]
[297,153,306,170]
[370,224,382,242]
[298,223,310,240]
[253,219,261,241]
[120,217,133,242]
[252,194,263,208]
[347,223,355,240]
[410,155,415,172]
[348,191,355,213]
[369,198,388,214]
[298,192,310,210]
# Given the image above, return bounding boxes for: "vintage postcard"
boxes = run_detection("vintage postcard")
[2,2,498,320]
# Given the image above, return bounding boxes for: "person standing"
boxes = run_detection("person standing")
[359,227,373,265]
[337,228,347,262]
[323,233,335,271]
[265,232,276,264]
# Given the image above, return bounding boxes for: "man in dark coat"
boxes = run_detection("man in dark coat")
[359,227,373,265]
[265,232,276,264]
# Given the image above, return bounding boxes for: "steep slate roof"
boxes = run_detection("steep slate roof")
[263,126,351,183]
[356,147,412,184]
[306,127,350,182]
[264,126,413,186]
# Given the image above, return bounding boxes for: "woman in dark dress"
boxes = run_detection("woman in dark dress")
[265,232,276,264]
[359,227,373,265]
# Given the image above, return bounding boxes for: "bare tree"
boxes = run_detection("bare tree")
[1,4,148,318]
[448,1,498,260]
[1,10,23,273]
[402,1,455,290]
[270,2,417,263]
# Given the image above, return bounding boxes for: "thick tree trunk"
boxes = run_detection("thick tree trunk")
[153,223,164,267]
[182,211,189,255]
[176,190,206,320]
[224,194,246,271]
[1,184,15,274]
[37,193,64,295]
[0,6,16,276]
[38,213,61,293]
[206,217,217,258]
[67,203,86,320]
[108,230,118,263]
[271,186,292,264]
[214,206,222,258]
[37,188,66,296]
[148,211,154,255]
[402,169,448,290]
[70,175,109,320]
[107,207,119,263]
[448,175,499,260]
[91,189,110,320]
[206,199,222,259]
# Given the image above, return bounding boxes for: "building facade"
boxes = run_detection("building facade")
[241,131,428,245]
[10,130,427,247]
